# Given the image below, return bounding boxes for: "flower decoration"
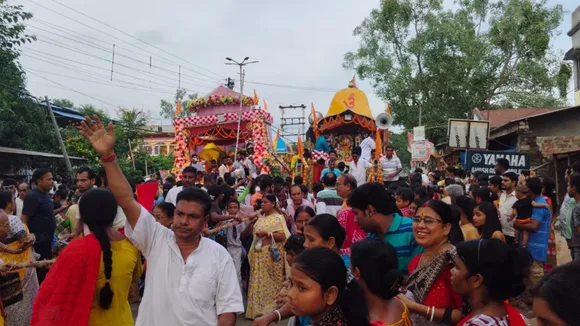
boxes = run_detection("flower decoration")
[172,120,190,180]
[189,95,255,112]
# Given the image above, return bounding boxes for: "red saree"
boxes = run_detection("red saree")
[31,234,102,326]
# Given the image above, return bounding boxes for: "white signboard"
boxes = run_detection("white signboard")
[448,119,490,149]
[413,126,426,142]
[411,143,429,161]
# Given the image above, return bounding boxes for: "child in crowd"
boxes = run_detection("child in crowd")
[225,199,250,292]
[409,198,427,217]
[275,234,306,311]
[152,202,175,229]
[294,205,316,234]
[395,188,415,217]
[287,247,370,325]
[511,185,550,247]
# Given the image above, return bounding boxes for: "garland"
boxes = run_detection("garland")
[189,95,255,112]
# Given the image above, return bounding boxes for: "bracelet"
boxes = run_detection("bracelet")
[273,310,282,322]
[430,306,436,322]
[426,306,431,317]
[100,153,117,163]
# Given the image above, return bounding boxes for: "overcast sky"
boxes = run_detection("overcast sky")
[14,0,578,140]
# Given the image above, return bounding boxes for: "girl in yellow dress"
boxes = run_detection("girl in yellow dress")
[32,188,141,326]
[246,194,290,319]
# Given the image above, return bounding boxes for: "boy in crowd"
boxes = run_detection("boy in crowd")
[395,188,415,217]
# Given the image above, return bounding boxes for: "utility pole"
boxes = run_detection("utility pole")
[45,96,74,180]
[225,57,258,161]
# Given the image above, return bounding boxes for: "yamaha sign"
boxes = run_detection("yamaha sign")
[466,150,530,175]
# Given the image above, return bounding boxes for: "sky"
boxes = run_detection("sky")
[13,0,579,141]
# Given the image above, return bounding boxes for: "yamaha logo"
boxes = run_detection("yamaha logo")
[471,153,483,164]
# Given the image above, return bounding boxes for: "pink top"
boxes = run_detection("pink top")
[336,206,367,255]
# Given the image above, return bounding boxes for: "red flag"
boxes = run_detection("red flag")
[137,182,159,212]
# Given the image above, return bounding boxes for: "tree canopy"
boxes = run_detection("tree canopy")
[344,0,569,143]
[159,88,197,120]
[0,3,59,153]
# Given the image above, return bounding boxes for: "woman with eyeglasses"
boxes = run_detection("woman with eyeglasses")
[451,239,530,326]
[399,200,464,325]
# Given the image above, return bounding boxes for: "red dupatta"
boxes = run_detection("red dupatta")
[457,302,527,326]
[31,234,102,326]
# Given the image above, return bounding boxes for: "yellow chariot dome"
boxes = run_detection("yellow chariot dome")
[324,76,373,119]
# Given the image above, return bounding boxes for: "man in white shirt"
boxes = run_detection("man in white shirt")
[166,166,197,206]
[499,172,518,245]
[359,134,375,161]
[219,157,231,179]
[15,182,29,218]
[380,146,403,185]
[349,147,371,186]
[78,116,243,326]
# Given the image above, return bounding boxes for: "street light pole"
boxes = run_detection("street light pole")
[225,57,258,163]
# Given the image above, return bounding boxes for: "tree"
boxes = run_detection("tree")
[52,98,74,108]
[159,88,197,120]
[344,0,568,144]
[0,3,58,153]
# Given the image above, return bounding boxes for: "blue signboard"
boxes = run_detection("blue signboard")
[466,150,530,175]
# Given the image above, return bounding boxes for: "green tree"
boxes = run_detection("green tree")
[0,3,58,153]
[344,0,568,143]
[63,106,152,183]
[52,98,74,108]
[159,88,197,120]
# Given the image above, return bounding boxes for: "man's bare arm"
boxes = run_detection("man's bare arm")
[217,313,236,326]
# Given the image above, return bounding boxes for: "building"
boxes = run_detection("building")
[143,125,175,156]
[473,106,580,205]
[564,6,580,105]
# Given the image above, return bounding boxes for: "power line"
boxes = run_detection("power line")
[22,48,215,93]
[26,10,343,95]
[27,0,224,81]
[27,70,120,107]
[50,0,224,79]
[27,24,223,87]
[25,67,177,96]
[25,33,221,90]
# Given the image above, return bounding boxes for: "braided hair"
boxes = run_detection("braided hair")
[79,188,117,309]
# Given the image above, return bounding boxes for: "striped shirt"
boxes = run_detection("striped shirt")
[368,213,423,274]
[315,188,343,217]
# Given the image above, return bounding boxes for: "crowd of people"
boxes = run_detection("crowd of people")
[0,115,579,326]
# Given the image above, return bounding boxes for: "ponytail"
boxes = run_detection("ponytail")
[93,227,114,309]
[78,188,117,310]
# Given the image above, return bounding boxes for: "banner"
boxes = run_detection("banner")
[466,150,530,175]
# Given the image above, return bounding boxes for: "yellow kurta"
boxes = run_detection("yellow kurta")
[88,238,142,326]
[246,213,290,319]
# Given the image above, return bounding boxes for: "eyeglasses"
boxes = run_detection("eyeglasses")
[412,216,443,226]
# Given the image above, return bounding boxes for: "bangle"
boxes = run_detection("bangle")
[426,306,431,317]
[430,306,436,322]
[273,310,281,322]
[100,153,117,163]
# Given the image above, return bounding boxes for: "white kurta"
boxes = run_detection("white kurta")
[126,207,244,326]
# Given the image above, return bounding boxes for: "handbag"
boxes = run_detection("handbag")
[0,271,23,307]
[269,232,281,261]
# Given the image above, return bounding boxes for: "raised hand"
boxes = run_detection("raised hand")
[78,115,116,158]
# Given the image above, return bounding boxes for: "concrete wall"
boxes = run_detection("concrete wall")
[527,108,580,137]
[572,6,580,48]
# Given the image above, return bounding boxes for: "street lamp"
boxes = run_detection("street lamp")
[225,57,258,163]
